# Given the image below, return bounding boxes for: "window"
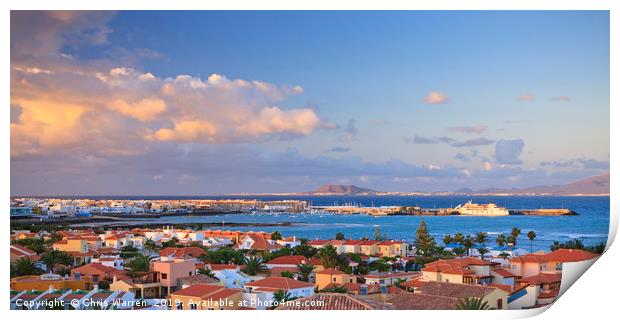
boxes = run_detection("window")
[497,299,503,309]
[176,302,183,310]
[162,273,168,279]
[190,304,197,310]
[189,271,193,276]
[333,277,337,282]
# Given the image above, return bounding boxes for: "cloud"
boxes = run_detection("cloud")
[575,158,609,170]
[494,139,525,164]
[448,124,488,134]
[550,96,571,102]
[540,160,575,168]
[450,137,495,147]
[517,93,535,102]
[339,118,358,142]
[403,135,455,145]
[424,91,449,105]
[330,147,351,153]
[10,12,331,156]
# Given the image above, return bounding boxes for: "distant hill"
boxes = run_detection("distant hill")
[305,184,377,195]
[475,172,610,195]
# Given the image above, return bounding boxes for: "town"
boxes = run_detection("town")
[10,221,601,310]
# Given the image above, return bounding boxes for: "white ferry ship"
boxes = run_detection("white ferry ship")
[453,200,509,216]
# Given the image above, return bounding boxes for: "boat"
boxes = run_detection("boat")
[453,200,509,216]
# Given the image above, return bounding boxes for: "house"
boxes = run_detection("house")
[151,257,196,296]
[202,237,233,248]
[52,238,97,265]
[420,257,500,285]
[177,274,219,289]
[91,255,124,270]
[71,262,127,284]
[236,234,282,252]
[159,246,206,260]
[518,273,562,307]
[11,273,94,292]
[277,293,394,310]
[109,271,162,298]
[276,236,301,248]
[364,271,420,286]
[377,240,408,257]
[315,268,357,290]
[10,245,40,263]
[169,284,243,310]
[413,281,509,309]
[206,264,251,288]
[358,240,381,256]
[243,276,315,309]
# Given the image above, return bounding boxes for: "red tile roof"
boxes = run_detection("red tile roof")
[491,268,517,278]
[207,264,239,271]
[315,268,344,275]
[277,293,394,310]
[520,273,562,285]
[159,246,206,258]
[245,276,314,290]
[544,249,599,262]
[266,255,309,265]
[392,292,460,310]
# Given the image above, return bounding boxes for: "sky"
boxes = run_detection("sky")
[10,11,610,195]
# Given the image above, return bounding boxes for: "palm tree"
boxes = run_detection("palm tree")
[496,234,506,248]
[143,239,158,253]
[242,256,268,276]
[197,268,219,280]
[270,290,295,309]
[456,297,493,310]
[462,236,475,256]
[498,252,510,260]
[443,235,452,246]
[40,250,74,272]
[126,254,152,273]
[452,247,467,258]
[271,231,283,241]
[323,285,348,293]
[318,244,339,269]
[335,232,345,240]
[475,232,487,246]
[297,263,316,282]
[477,247,490,260]
[527,231,537,253]
[11,257,43,277]
[453,233,465,244]
[511,227,521,245]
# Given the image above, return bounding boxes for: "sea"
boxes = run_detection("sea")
[66,195,610,252]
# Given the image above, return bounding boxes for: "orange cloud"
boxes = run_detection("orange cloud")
[424,91,449,105]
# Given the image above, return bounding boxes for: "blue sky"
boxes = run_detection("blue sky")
[10,11,610,195]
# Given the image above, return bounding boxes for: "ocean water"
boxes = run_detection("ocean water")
[80,195,609,252]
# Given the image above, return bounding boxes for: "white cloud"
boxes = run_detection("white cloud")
[424,91,449,105]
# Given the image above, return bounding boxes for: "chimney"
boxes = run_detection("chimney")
[112,275,118,283]
[94,284,99,291]
[48,285,55,293]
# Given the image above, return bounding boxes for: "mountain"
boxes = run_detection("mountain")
[305,184,377,195]
[474,172,610,195]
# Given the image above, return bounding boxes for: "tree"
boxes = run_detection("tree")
[527,231,537,253]
[271,231,283,241]
[143,239,158,252]
[271,290,295,309]
[201,247,245,264]
[456,297,493,310]
[11,257,43,277]
[477,247,490,260]
[461,236,475,256]
[40,250,74,272]
[280,271,295,278]
[197,268,219,280]
[293,243,318,259]
[394,278,407,289]
[453,233,465,244]
[126,254,152,273]
[443,235,452,246]
[297,263,316,282]
[335,232,345,240]
[414,220,436,256]
[323,285,347,293]
[318,244,340,269]
[510,227,521,245]
[161,237,178,248]
[475,232,487,246]
[498,252,510,260]
[452,247,467,258]
[496,234,506,248]
[242,256,268,276]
